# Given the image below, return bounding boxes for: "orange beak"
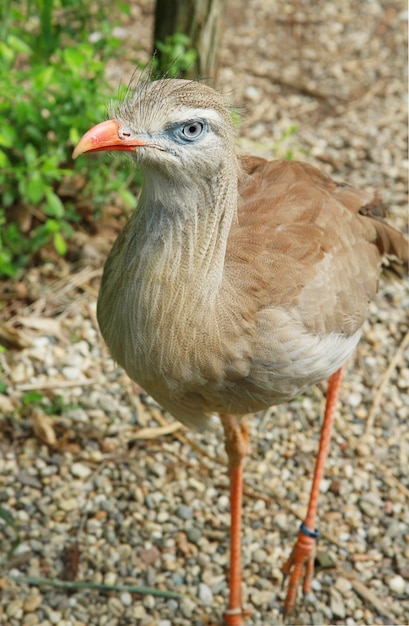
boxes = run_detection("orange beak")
[72,119,145,159]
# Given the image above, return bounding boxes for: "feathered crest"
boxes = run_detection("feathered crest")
[107,59,239,130]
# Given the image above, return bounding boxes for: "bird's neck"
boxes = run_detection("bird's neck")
[133,162,239,291]
[98,157,238,380]
[97,157,242,390]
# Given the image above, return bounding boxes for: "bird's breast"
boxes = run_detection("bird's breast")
[97,234,362,429]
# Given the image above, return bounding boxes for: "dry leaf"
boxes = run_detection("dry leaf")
[31,408,57,447]
[0,323,31,350]
[61,541,81,581]
[15,316,63,339]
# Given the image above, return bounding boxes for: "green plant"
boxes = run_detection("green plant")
[153,33,197,78]
[0,505,20,559]
[21,390,78,416]
[0,1,138,278]
[0,346,7,393]
[275,124,299,161]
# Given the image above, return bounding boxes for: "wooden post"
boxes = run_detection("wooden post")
[153,0,226,80]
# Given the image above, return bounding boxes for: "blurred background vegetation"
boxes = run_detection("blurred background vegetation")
[0,0,142,278]
[0,0,224,279]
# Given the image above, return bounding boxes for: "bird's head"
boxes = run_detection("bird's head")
[73,79,237,183]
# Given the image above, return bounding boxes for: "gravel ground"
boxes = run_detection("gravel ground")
[1,1,408,625]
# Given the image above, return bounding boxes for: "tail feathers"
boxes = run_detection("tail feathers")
[368,219,408,279]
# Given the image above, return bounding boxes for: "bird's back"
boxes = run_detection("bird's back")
[232,157,403,337]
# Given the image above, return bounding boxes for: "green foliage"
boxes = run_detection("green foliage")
[276,124,299,161]
[0,346,7,393]
[153,33,197,78]
[0,504,20,559]
[0,1,137,278]
[22,390,45,406]
[21,389,77,416]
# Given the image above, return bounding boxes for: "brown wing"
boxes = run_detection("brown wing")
[227,157,408,337]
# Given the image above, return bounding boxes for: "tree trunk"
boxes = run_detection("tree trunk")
[153,0,226,80]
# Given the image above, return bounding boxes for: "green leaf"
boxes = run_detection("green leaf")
[44,219,60,234]
[63,47,88,71]
[0,150,11,167]
[32,66,54,91]
[0,42,15,64]
[69,126,81,145]
[118,2,131,16]
[0,251,17,278]
[7,34,33,55]
[26,125,45,144]
[119,188,137,209]
[24,144,38,165]
[44,190,64,218]
[0,125,17,148]
[27,172,45,204]
[23,390,44,405]
[14,101,36,125]
[31,224,52,251]
[53,231,67,256]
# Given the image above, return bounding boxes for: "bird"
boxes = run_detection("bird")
[73,77,408,624]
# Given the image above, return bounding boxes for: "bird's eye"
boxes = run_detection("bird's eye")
[181,121,204,140]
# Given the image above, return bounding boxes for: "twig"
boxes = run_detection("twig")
[15,378,97,391]
[243,483,346,550]
[149,407,224,465]
[365,329,409,435]
[364,458,409,500]
[130,421,185,439]
[337,567,395,621]
[8,576,181,599]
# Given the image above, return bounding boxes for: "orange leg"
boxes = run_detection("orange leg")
[282,367,343,614]
[220,413,250,626]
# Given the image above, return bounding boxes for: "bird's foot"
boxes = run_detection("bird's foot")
[281,522,319,614]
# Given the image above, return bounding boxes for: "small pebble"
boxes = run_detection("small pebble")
[311,611,325,625]
[251,590,272,607]
[62,366,82,380]
[175,505,193,520]
[186,526,202,544]
[59,497,78,512]
[335,576,353,594]
[120,591,132,607]
[388,574,406,595]
[132,606,147,619]
[23,615,40,626]
[172,573,185,585]
[6,600,23,618]
[103,572,117,586]
[48,610,62,624]
[330,587,346,619]
[23,594,42,613]
[198,582,214,606]
[143,594,155,610]
[70,462,93,479]
[252,548,268,563]
[180,597,196,618]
